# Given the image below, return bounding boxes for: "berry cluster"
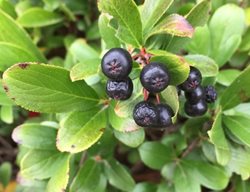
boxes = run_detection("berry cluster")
[101,48,217,128]
[178,67,217,116]
[102,48,133,100]
[133,62,174,128]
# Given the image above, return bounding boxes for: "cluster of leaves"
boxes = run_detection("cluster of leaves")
[0,0,249,191]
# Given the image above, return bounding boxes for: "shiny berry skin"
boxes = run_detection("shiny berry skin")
[185,85,204,104]
[140,62,170,93]
[179,66,202,92]
[106,77,133,100]
[133,101,158,127]
[101,48,132,80]
[204,85,217,103]
[156,104,174,127]
[184,99,207,117]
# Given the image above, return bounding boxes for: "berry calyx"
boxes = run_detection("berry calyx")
[106,77,133,100]
[204,85,217,103]
[101,48,132,80]
[184,99,207,117]
[185,85,204,104]
[140,62,170,93]
[179,66,202,92]
[133,101,158,127]
[156,104,174,127]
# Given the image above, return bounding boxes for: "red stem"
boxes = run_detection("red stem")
[156,94,160,104]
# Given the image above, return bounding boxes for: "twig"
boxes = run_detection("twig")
[181,138,200,158]
[0,136,13,150]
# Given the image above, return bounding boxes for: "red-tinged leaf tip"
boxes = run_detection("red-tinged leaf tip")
[18,63,29,69]
[12,126,22,144]
[172,15,194,38]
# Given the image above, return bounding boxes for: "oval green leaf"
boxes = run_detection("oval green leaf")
[3,63,99,113]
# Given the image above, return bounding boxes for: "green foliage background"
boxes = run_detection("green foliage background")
[0,0,249,191]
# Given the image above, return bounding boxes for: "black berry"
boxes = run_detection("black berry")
[101,48,132,80]
[140,62,170,93]
[184,99,207,117]
[106,77,133,100]
[133,101,158,127]
[156,104,174,127]
[185,85,204,104]
[179,66,202,92]
[204,85,217,103]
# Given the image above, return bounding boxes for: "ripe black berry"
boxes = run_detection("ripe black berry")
[179,66,202,92]
[106,77,133,100]
[101,48,132,80]
[156,104,174,127]
[204,85,217,103]
[140,62,170,93]
[133,101,158,127]
[184,99,207,117]
[185,85,204,104]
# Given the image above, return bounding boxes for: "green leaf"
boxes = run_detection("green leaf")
[161,86,179,122]
[186,25,211,56]
[98,13,120,48]
[239,28,250,52]
[174,164,201,192]
[70,59,101,83]
[217,69,241,86]
[46,154,70,192]
[0,0,16,18]
[141,0,173,34]
[0,81,14,106]
[132,182,157,192]
[226,146,250,180]
[139,141,174,170]
[69,39,99,63]
[184,55,218,77]
[0,9,46,62]
[98,0,143,47]
[12,123,57,150]
[208,108,230,165]
[220,67,250,110]
[17,7,63,27]
[21,150,69,179]
[183,160,229,190]
[185,0,211,27]
[70,159,106,192]
[114,128,145,148]
[0,105,13,124]
[223,115,250,147]
[109,101,140,132]
[3,63,99,113]
[223,103,250,118]
[149,50,190,85]
[104,159,135,192]
[0,162,11,187]
[209,4,245,67]
[0,42,38,71]
[57,107,107,153]
[147,14,194,40]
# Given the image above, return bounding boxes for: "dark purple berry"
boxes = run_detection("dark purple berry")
[140,62,170,93]
[204,85,217,103]
[184,99,207,117]
[106,77,133,100]
[133,101,158,127]
[156,104,174,127]
[101,48,132,80]
[179,66,202,92]
[185,85,205,104]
